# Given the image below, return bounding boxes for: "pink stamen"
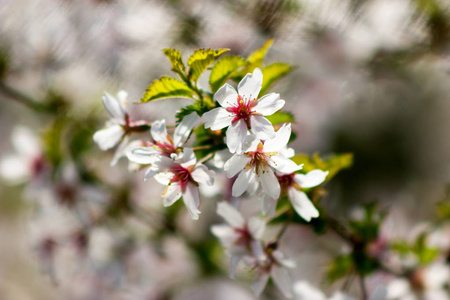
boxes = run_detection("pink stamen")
[226,95,258,129]
[170,165,193,191]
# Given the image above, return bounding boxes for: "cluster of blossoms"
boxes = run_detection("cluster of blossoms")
[92,68,329,296]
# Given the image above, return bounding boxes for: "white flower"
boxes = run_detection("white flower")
[0,126,47,184]
[211,202,265,278]
[202,68,285,153]
[246,247,296,298]
[223,123,302,200]
[262,169,328,221]
[142,148,215,220]
[93,90,148,166]
[386,262,450,300]
[293,281,387,300]
[127,112,199,166]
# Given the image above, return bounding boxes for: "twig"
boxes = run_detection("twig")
[0,81,53,112]
[358,272,368,300]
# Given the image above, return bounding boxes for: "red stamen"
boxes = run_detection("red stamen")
[226,95,258,129]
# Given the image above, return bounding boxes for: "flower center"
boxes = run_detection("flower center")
[246,142,273,175]
[226,95,258,129]
[170,165,192,191]
[277,173,295,188]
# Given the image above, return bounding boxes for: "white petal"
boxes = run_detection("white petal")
[202,108,233,130]
[151,156,176,171]
[191,164,215,186]
[224,154,251,178]
[229,255,241,279]
[150,120,170,145]
[110,135,129,166]
[232,168,256,197]
[253,271,270,297]
[247,217,265,239]
[211,149,232,169]
[211,224,239,247]
[258,167,280,200]
[12,126,40,157]
[154,171,174,185]
[162,183,182,207]
[103,92,126,120]
[93,125,124,150]
[183,182,201,220]
[294,170,328,188]
[144,166,159,180]
[386,278,410,299]
[250,115,275,140]
[263,123,291,153]
[271,265,293,298]
[262,194,277,218]
[279,146,295,158]
[329,292,354,300]
[293,281,326,300]
[253,93,285,116]
[116,90,128,108]
[126,146,160,164]
[176,148,197,167]
[241,135,260,152]
[288,189,319,221]
[215,83,239,107]
[369,286,387,300]
[238,68,263,101]
[0,155,30,183]
[269,154,302,174]
[246,179,259,195]
[216,202,245,228]
[173,112,200,147]
[272,250,297,268]
[226,119,248,153]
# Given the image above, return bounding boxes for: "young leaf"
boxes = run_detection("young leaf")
[291,153,353,180]
[231,39,273,82]
[248,38,273,66]
[266,111,295,125]
[209,55,247,93]
[163,48,185,75]
[187,48,229,83]
[140,76,195,103]
[260,63,293,95]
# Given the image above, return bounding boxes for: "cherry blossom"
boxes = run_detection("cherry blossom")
[126,112,199,166]
[211,202,265,278]
[0,126,48,184]
[223,123,302,200]
[202,68,285,153]
[293,281,387,300]
[262,169,328,220]
[140,148,215,220]
[93,90,148,166]
[244,245,296,298]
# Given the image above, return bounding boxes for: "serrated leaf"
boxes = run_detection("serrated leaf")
[140,76,195,103]
[209,55,247,93]
[266,111,295,125]
[187,48,229,83]
[260,63,293,94]
[163,48,185,75]
[248,39,273,66]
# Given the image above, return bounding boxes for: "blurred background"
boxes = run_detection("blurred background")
[0,0,450,299]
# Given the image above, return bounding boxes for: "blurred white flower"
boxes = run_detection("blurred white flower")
[386,262,450,300]
[293,280,387,300]
[0,126,47,184]
[202,68,285,153]
[211,202,265,278]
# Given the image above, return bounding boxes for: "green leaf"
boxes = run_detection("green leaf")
[209,55,247,93]
[187,48,229,83]
[231,39,273,82]
[248,39,273,66]
[260,63,293,94]
[327,255,353,283]
[140,76,195,103]
[291,153,353,180]
[266,111,295,125]
[163,48,185,75]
